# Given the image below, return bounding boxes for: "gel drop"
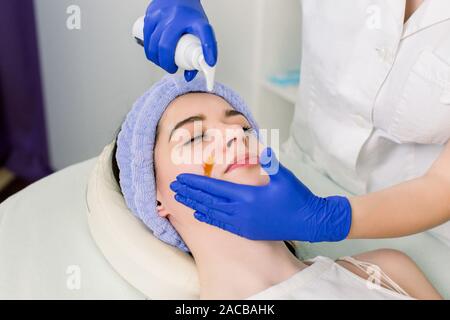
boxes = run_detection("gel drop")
[203,154,215,177]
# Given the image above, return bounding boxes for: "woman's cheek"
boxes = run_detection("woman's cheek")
[161,164,205,213]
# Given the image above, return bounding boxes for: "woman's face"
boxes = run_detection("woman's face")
[154,93,268,225]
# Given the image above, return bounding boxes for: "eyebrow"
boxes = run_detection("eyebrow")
[168,109,247,141]
[225,109,246,118]
[169,115,205,141]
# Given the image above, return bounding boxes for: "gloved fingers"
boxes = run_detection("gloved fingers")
[147,21,168,67]
[259,147,281,177]
[171,180,225,205]
[184,70,198,82]
[174,194,234,224]
[143,15,158,61]
[158,24,184,74]
[176,173,243,201]
[194,211,242,236]
[189,22,218,67]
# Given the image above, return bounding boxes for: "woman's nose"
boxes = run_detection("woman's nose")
[225,127,247,150]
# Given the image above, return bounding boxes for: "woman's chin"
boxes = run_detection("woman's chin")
[222,165,269,185]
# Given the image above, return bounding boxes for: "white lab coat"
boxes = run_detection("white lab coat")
[287,0,450,243]
[289,0,450,195]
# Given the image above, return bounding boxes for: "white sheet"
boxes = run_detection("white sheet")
[0,158,144,299]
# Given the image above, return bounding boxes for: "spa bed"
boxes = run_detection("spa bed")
[0,143,449,299]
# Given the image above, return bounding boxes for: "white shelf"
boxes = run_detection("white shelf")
[250,0,301,144]
[261,80,299,105]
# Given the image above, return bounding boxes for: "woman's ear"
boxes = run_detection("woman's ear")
[156,190,170,218]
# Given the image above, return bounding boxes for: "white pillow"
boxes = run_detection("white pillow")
[86,142,199,299]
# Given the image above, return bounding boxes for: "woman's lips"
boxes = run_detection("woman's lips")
[225,154,259,174]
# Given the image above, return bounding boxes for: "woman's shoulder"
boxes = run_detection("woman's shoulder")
[336,249,442,300]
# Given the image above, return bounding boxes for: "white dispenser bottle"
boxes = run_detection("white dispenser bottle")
[132,16,216,91]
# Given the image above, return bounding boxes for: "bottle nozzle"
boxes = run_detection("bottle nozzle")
[199,57,216,92]
[132,19,217,91]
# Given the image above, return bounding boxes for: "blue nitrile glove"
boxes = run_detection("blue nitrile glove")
[144,0,218,82]
[170,147,352,242]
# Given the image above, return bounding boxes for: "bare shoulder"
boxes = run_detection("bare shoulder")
[336,249,442,300]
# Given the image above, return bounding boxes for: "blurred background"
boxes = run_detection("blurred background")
[0,0,301,201]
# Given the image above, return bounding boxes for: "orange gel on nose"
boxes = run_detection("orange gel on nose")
[203,155,215,177]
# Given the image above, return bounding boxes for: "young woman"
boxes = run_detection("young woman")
[112,75,441,300]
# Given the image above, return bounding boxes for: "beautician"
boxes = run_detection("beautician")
[144,0,450,243]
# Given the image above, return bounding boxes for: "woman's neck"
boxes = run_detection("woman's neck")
[404,0,424,23]
[179,224,307,299]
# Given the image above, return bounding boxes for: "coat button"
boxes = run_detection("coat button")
[376,47,386,57]
[375,47,394,63]
[351,114,372,129]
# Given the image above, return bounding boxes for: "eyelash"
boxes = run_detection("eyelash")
[184,126,254,146]
[243,126,254,134]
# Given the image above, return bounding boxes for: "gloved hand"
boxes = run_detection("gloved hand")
[170,147,352,242]
[144,0,218,82]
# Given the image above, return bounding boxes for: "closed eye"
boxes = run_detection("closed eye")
[243,126,256,135]
[184,133,204,146]
[183,126,254,146]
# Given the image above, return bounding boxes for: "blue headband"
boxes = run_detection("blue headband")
[116,74,259,252]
